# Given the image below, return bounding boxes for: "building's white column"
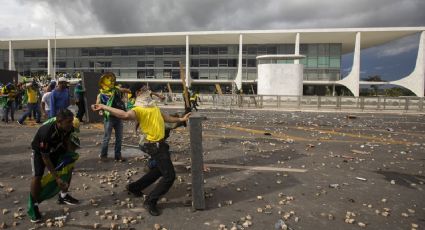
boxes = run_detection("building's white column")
[234,34,243,91]
[390,31,425,97]
[47,39,53,77]
[185,35,191,88]
[337,32,360,97]
[294,33,300,64]
[8,41,15,71]
[53,38,57,78]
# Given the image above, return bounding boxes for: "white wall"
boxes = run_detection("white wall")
[257,64,303,96]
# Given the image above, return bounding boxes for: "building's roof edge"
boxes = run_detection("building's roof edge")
[1,27,424,41]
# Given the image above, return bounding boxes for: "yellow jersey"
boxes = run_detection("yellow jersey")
[27,88,38,103]
[1,87,16,101]
[131,106,164,142]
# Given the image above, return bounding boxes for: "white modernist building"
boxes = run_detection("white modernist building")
[1,27,424,96]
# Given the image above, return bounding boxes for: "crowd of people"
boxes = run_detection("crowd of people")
[0,77,86,124]
[1,72,193,222]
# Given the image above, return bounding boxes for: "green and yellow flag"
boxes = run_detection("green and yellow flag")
[27,151,79,220]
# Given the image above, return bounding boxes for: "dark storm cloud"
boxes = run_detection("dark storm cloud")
[22,0,425,35]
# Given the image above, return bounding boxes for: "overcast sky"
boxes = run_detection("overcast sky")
[0,0,424,80]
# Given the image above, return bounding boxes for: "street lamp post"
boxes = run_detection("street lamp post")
[54,22,57,80]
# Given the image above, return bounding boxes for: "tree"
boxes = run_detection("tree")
[384,87,415,97]
[362,75,385,96]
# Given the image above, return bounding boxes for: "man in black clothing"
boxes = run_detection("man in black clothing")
[74,81,86,122]
[30,109,79,223]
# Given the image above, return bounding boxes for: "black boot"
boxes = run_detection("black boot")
[143,200,160,216]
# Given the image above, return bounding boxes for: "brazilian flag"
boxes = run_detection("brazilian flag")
[0,96,7,108]
[27,151,79,220]
[99,87,119,120]
[127,97,135,110]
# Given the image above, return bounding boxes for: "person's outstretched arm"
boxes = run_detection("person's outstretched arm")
[162,112,191,123]
[91,103,136,120]
[151,91,166,100]
[119,88,131,94]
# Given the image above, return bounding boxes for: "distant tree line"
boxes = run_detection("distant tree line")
[360,75,415,97]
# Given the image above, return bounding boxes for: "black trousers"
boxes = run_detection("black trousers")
[129,141,175,204]
[76,100,85,121]
[191,100,198,111]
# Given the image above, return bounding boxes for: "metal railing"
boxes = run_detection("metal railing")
[164,94,424,112]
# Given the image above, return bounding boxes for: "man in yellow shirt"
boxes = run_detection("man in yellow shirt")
[91,87,190,216]
[18,81,41,124]
[190,90,201,111]
[1,83,17,123]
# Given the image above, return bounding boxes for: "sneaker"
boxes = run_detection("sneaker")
[99,155,108,162]
[30,205,42,223]
[17,120,23,125]
[114,157,126,162]
[58,194,79,205]
[126,184,143,197]
[143,200,160,216]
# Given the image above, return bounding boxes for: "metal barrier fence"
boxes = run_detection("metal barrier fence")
[166,94,424,112]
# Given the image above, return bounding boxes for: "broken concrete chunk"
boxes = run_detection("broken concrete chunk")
[407,209,415,214]
[110,223,118,230]
[381,211,390,217]
[329,184,340,189]
[154,223,162,230]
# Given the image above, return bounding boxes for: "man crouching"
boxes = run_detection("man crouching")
[28,109,80,223]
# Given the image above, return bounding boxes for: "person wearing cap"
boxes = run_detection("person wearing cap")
[18,81,42,124]
[91,85,191,216]
[49,77,70,118]
[96,72,130,162]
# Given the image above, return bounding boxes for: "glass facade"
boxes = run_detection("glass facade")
[0,43,341,81]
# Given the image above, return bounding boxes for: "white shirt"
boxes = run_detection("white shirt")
[41,92,52,111]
